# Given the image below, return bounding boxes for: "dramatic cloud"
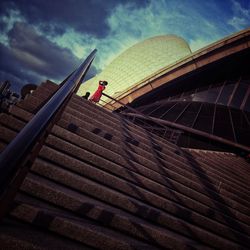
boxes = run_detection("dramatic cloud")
[0,0,249,93]
[228,0,250,30]
[0,22,97,93]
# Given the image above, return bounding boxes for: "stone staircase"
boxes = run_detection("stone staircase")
[0,81,250,249]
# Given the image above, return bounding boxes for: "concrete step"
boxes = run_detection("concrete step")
[17,95,45,113]
[31,143,250,246]
[0,125,18,147]
[36,144,250,231]
[2,94,250,210]
[29,85,57,101]
[9,105,34,122]
[71,96,250,187]
[70,96,174,148]
[0,113,26,132]
[188,150,250,182]
[40,80,59,91]
[197,155,250,185]
[53,117,250,211]
[62,106,250,197]
[62,98,250,194]
[10,200,160,250]
[36,144,250,217]
[15,192,213,250]
[4,101,249,199]
[19,172,247,249]
[0,218,89,250]
[1,80,250,249]
[53,120,250,216]
[16,81,59,113]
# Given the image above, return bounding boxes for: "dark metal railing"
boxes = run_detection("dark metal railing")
[101,93,250,153]
[102,93,181,143]
[0,49,97,193]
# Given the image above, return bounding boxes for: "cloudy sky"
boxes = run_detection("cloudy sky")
[0,0,249,93]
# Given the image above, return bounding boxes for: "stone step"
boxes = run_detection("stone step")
[17,95,48,113]
[1,79,249,249]
[10,200,159,250]
[63,105,249,189]
[0,218,89,250]
[9,105,34,122]
[70,96,174,148]
[17,191,212,250]
[59,96,250,194]
[67,102,250,192]
[0,113,26,132]
[70,97,175,152]
[19,172,247,249]
[188,150,250,182]
[31,144,250,246]
[29,85,57,101]
[53,120,250,215]
[0,125,18,147]
[62,107,250,196]
[29,90,173,152]
[16,81,59,113]
[9,98,248,200]
[36,145,250,231]
[55,117,250,211]
[35,144,250,217]
[1,98,248,210]
[40,80,59,91]
[71,95,250,184]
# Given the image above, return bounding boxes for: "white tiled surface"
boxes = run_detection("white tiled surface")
[78,35,191,102]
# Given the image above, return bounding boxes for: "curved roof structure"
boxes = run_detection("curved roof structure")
[78,35,191,99]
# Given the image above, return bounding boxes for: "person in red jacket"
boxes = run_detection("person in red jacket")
[89,80,108,103]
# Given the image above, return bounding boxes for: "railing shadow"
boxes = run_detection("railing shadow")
[117,117,202,243]
[180,149,249,237]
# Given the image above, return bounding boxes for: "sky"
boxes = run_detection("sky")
[0,0,249,94]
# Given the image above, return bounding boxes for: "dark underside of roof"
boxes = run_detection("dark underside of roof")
[119,47,250,153]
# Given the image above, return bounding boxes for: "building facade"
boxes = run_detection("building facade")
[79,28,250,154]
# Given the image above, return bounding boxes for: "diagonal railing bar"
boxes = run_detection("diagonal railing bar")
[102,92,168,129]
[0,49,97,191]
[102,92,179,141]
[123,112,250,153]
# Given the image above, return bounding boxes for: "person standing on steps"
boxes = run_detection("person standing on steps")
[82,92,90,100]
[89,80,108,103]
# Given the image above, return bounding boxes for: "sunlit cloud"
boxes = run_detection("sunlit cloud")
[0,8,24,45]
[0,0,249,93]
[228,0,250,30]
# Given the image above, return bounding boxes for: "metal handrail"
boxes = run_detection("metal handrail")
[102,92,250,153]
[102,92,177,137]
[0,49,97,191]
[123,112,250,153]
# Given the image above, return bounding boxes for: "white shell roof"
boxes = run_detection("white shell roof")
[78,35,191,101]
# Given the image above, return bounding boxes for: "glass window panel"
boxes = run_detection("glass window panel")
[178,103,202,127]
[150,102,175,117]
[162,102,186,121]
[193,103,214,133]
[244,94,250,112]
[192,87,221,103]
[142,104,163,115]
[213,106,234,141]
[196,84,210,93]
[230,109,249,130]
[230,83,249,108]
[217,84,235,105]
